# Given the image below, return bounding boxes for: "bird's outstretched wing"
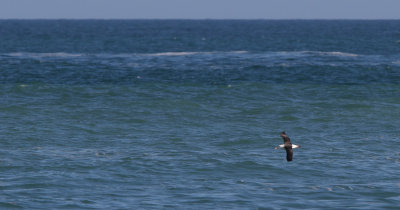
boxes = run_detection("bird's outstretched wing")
[292,144,301,149]
[285,147,293,161]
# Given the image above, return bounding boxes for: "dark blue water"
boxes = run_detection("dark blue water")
[1,20,400,209]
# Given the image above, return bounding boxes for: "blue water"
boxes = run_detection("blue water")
[1,20,400,209]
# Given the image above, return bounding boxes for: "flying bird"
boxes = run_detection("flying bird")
[275,131,300,161]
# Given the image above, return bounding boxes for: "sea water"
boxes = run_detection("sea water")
[0,20,400,209]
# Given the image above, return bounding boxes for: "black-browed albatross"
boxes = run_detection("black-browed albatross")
[275,131,300,161]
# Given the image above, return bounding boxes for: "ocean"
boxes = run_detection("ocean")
[0,20,400,209]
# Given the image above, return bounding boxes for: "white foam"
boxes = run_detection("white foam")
[229,51,248,54]
[37,52,83,58]
[143,51,249,57]
[146,52,200,56]
[291,51,359,57]
[3,52,83,58]
[320,51,359,57]
[265,51,359,58]
[1,50,361,60]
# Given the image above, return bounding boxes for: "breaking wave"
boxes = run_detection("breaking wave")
[0,50,362,59]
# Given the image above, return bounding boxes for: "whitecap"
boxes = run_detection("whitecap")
[146,52,200,56]
[38,52,83,58]
[2,51,252,59]
[266,51,359,57]
[229,51,248,54]
[3,52,83,58]
[321,51,359,57]
[392,61,400,65]
[4,52,25,57]
[266,51,308,57]
[142,51,249,57]
[1,50,365,61]
[290,51,359,57]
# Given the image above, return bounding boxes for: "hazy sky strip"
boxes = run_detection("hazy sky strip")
[1,0,399,19]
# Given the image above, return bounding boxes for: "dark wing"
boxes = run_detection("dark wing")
[285,147,293,161]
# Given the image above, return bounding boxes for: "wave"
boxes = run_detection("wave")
[0,51,249,59]
[0,50,391,60]
[3,52,84,58]
[137,50,359,58]
[265,51,359,58]
[309,51,359,57]
[139,50,361,58]
[144,52,199,56]
[140,51,248,57]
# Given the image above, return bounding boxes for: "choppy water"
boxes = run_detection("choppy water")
[1,20,400,209]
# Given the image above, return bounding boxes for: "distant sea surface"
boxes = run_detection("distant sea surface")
[1,20,400,209]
